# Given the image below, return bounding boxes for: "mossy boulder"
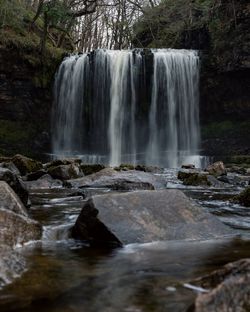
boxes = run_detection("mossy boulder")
[178,170,211,186]
[12,154,42,176]
[48,164,82,181]
[80,164,105,176]
[233,187,250,207]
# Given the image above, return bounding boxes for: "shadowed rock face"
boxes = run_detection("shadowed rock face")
[72,189,233,246]
[191,259,250,312]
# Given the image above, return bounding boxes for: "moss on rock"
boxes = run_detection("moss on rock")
[233,187,250,207]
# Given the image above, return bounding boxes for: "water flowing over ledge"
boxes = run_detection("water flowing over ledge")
[52,49,200,168]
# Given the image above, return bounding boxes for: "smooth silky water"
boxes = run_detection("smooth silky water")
[0,170,250,312]
[52,49,201,168]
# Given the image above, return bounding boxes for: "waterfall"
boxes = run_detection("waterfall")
[52,49,200,168]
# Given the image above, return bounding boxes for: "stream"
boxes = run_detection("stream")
[0,169,250,312]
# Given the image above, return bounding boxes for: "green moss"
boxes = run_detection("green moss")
[80,164,105,176]
[178,170,211,186]
[0,120,35,144]
[201,121,250,139]
[233,187,250,207]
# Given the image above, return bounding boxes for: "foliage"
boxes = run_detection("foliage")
[133,0,248,70]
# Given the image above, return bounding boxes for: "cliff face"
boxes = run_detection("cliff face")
[0,34,64,158]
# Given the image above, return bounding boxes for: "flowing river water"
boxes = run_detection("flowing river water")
[0,169,250,312]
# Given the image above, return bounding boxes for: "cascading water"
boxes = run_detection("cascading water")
[52,49,200,168]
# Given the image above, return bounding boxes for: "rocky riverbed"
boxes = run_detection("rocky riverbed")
[0,155,250,311]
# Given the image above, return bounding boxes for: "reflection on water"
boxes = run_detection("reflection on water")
[0,169,250,312]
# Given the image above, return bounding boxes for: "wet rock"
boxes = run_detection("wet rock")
[217,174,249,187]
[44,158,82,169]
[0,167,29,206]
[48,164,83,180]
[0,161,20,175]
[12,154,42,176]
[0,181,42,247]
[80,164,105,176]
[178,170,211,186]
[114,164,164,173]
[67,190,86,199]
[227,166,247,175]
[192,259,250,312]
[72,189,233,246]
[0,246,26,289]
[205,161,227,177]
[66,168,166,190]
[233,187,250,207]
[26,169,47,181]
[24,174,63,189]
[181,164,195,169]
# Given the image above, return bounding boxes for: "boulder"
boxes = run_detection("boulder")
[26,169,47,181]
[233,187,250,207]
[192,259,250,312]
[205,161,227,177]
[48,164,83,180]
[177,170,211,186]
[114,163,164,173]
[0,181,42,247]
[44,158,82,169]
[0,161,20,175]
[80,164,105,176]
[71,189,233,246]
[66,168,165,190]
[12,154,42,176]
[0,167,29,206]
[24,174,63,189]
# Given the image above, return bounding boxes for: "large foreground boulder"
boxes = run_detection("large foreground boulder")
[0,181,42,247]
[191,259,250,312]
[66,168,165,190]
[72,189,233,246]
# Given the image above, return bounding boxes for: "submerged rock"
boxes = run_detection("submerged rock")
[0,181,42,247]
[0,246,26,289]
[12,154,42,176]
[72,189,233,246]
[66,168,165,190]
[191,259,250,312]
[205,161,227,177]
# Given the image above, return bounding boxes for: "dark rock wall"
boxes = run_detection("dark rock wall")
[0,44,63,159]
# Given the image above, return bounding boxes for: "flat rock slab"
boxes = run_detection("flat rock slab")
[66,168,166,190]
[72,189,233,246]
